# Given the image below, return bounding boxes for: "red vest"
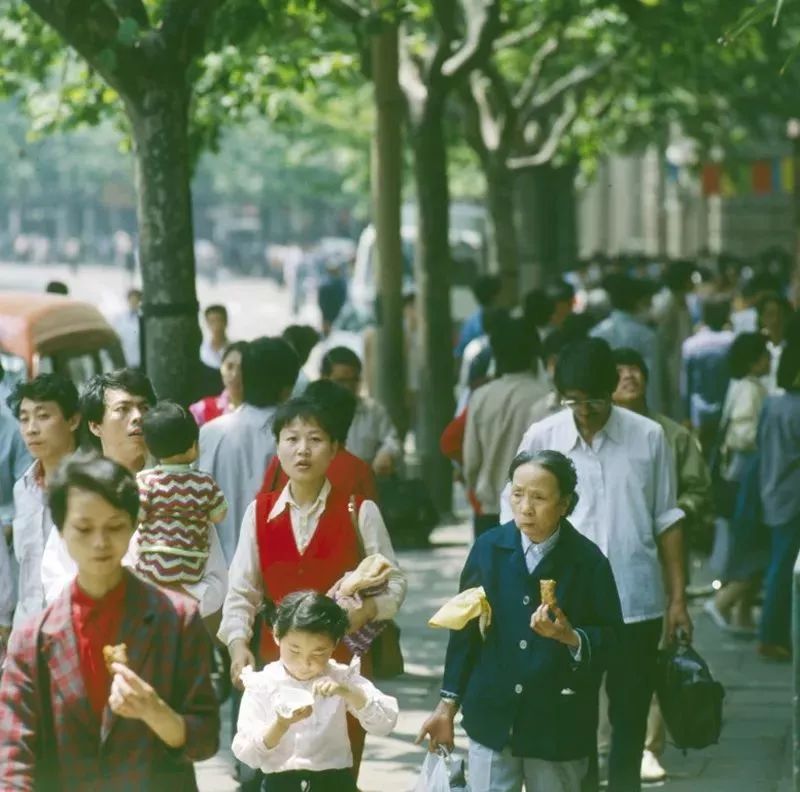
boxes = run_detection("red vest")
[254,488,362,663]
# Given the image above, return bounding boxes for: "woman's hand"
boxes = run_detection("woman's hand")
[530,604,580,648]
[345,597,378,634]
[109,663,163,722]
[415,700,457,753]
[229,639,255,690]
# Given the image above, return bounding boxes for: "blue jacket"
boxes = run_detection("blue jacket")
[442,520,623,760]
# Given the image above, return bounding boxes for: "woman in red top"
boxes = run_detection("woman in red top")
[0,452,219,790]
[189,341,248,427]
[219,397,407,773]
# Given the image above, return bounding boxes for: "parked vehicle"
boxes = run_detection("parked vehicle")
[0,292,125,394]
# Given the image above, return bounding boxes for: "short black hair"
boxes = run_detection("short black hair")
[777,340,800,391]
[523,289,555,329]
[282,325,320,367]
[222,340,249,363]
[142,401,198,460]
[7,373,80,420]
[242,337,299,408]
[604,274,651,313]
[612,347,649,382]
[757,293,791,326]
[491,316,541,375]
[49,451,140,533]
[272,396,337,442]
[508,450,579,516]
[728,332,768,379]
[45,280,69,295]
[554,338,618,398]
[302,380,357,443]
[204,304,228,321]
[545,280,575,304]
[472,275,502,307]
[702,297,731,332]
[273,590,350,642]
[664,260,695,293]
[80,368,157,426]
[320,346,362,377]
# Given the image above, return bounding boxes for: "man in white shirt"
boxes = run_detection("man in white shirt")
[321,346,401,476]
[501,338,691,792]
[41,368,228,619]
[464,316,549,536]
[200,304,231,369]
[199,337,300,562]
[112,288,142,368]
[8,374,79,630]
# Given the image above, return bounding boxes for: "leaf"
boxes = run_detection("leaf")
[117,17,140,48]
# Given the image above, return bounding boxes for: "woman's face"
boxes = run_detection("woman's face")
[221,350,243,399]
[61,487,135,578]
[276,418,337,484]
[509,463,569,540]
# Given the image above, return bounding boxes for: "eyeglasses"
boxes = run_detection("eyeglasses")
[560,398,609,411]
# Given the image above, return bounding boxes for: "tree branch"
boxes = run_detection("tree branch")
[468,71,501,151]
[440,0,501,80]
[494,19,543,52]
[160,0,224,65]
[508,98,578,170]
[23,0,146,95]
[527,55,612,118]
[317,0,368,26]
[399,34,428,127]
[512,36,558,113]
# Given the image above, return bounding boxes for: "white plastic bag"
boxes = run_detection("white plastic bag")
[413,752,452,792]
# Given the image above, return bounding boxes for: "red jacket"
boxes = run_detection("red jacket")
[260,449,378,502]
[0,571,219,791]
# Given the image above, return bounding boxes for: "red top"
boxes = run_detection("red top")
[260,449,378,502]
[254,489,362,663]
[440,408,467,464]
[70,577,127,720]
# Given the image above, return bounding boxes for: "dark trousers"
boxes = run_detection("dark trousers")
[474,513,500,538]
[606,618,663,792]
[760,515,800,649]
[262,768,357,792]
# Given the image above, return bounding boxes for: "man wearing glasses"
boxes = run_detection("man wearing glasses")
[501,337,691,792]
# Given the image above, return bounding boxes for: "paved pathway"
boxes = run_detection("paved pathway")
[197,519,794,791]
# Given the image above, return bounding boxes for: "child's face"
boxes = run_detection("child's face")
[276,629,337,681]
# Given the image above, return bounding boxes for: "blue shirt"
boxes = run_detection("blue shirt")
[759,392,800,526]
[455,310,484,359]
[0,408,32,526]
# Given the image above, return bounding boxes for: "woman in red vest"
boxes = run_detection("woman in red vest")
[218,396,407,773]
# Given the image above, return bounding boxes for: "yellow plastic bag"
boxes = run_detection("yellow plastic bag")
[428,586,492,637]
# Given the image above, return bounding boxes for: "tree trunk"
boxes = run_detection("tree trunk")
[126,85,201,405]
[486,155,519,303]
[410,96,454,513]
[371,20,407,436]
[792,136,800,307]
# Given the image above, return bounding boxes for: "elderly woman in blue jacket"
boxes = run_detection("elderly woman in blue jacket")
[418,450,623,792]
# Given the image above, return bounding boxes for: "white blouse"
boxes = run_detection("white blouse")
[232,659,398,773]
[218,480,407,649]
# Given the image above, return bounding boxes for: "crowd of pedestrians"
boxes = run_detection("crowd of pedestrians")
[0,249,797,792]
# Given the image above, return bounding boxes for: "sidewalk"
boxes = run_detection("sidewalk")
[197,519,794,791]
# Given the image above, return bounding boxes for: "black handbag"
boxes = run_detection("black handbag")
[656,638,725,751]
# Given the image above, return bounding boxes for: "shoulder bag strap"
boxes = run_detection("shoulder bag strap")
[348,495,367,561]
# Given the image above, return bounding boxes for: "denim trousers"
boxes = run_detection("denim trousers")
[760,514,800,649]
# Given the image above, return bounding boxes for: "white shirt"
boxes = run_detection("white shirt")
[200,338,226,369]
[0,533,14,627]
[501,407,684,624]
[232,659,398,773]
[218,480,408,648]
[113,310,141,368]
[199,404,277,563]
[11,463,52,629]
[39,522,228,618]
[346,398,401,465]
